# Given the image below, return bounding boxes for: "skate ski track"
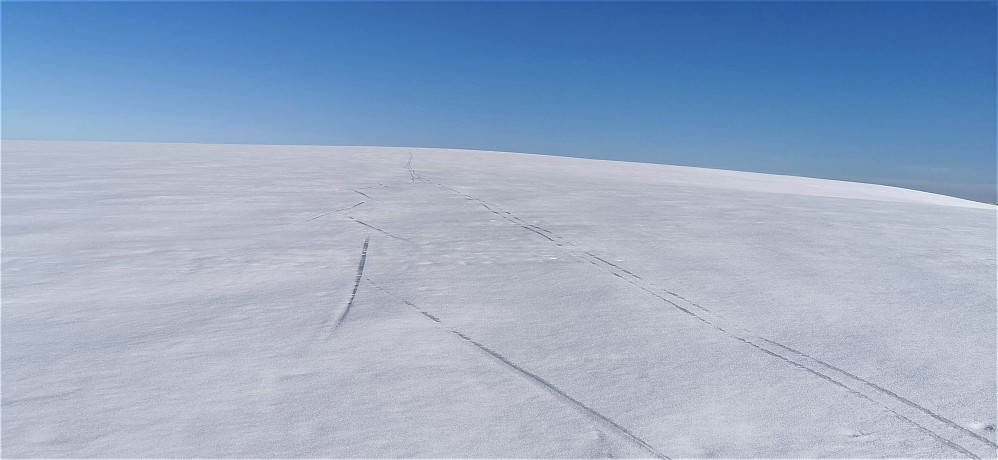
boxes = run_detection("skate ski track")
[392,152,997,459]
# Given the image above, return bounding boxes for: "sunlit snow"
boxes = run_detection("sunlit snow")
[3,140,995,458]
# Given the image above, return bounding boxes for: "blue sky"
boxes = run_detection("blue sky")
[3,1,995,202]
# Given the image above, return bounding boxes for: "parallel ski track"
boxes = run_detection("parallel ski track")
[406,154,997,459]
[366,278,669,459]
[406,151,417,183]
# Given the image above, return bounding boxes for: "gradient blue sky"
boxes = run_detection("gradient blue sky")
[3,1,996,202]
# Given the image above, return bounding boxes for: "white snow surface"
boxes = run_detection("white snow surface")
[2,140,995,458]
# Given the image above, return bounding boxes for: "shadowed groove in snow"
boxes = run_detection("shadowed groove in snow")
[344,216,408,241]
[352,188,384,203]
[334,237,370,329]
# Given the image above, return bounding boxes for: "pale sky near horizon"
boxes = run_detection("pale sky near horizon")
[3,1,995,202]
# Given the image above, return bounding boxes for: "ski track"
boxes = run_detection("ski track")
[353,189,385,203]
[301,201,365,222]
[333,237,370,329]
[365,278,669,459]
[357,183,390,190]
[346,215,407,241]
[301,196,406,240]
[406,151,417,183]
[405,154,997,459]
[761,338,998,452]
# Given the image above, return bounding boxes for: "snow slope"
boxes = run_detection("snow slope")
[2,140,995,458]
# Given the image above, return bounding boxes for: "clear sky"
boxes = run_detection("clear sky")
[3,1,996,202]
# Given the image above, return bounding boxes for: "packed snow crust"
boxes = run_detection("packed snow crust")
[2,140,996,458]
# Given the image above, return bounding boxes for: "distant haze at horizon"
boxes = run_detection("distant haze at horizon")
[3,2,995,203]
